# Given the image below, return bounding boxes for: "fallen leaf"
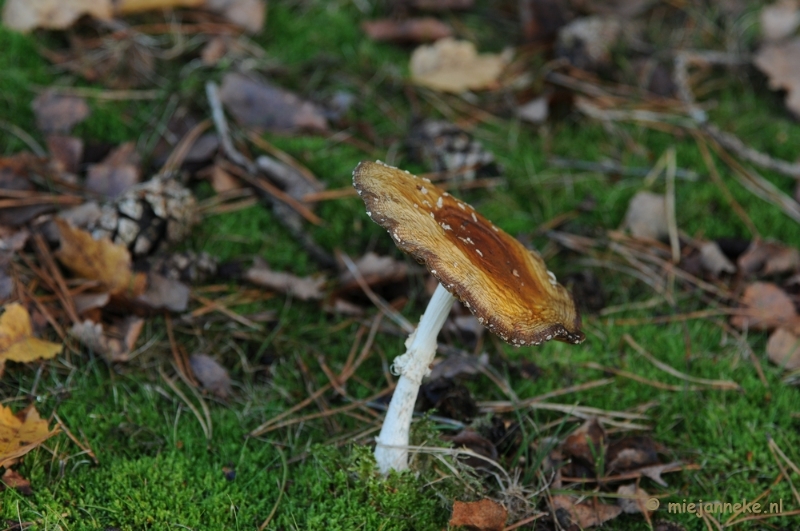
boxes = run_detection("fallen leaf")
[244,261,326,301]
[444,430,497,469]
[55,219,145,297]
[760,0,800,42]
[449,499,507,531]
[738,239,800,276]
[519,0,568,43]
[2,0,112,32]
[337,252,408,290]
[43,33,156,89]
[563,417,606,467]
[401,0,473,10]
[85,142,141,200]
[46,135,83,174]
[730,282,798,331]
[0,153,59,226]
[189,354,231,398]
[699,241,736,276]
[1,469,32,495]
[409,38,508,93]
[115,0,203,15]
[766,326,800,370]
[219,73,328,132]
[72,292,111,315]
[362,18,452,43]
[0,404,59,469]
[552,495,622,528]
[255,155,325,203]
[136,273,190,312]
[205,0,266,34]
[556,16,623,69]
[606,435,660,474]
[429,351,488,380]
[754,37,800,118]
[623,191,668,240]
[31,90,90,134]
[616,483,651,514]
[418,378,477,422]
[70,317,144,362]
[517,95,550,124]
[638,461,684,487]
[0,303,62,374]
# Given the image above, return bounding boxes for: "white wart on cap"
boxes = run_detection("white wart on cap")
[353,160,584,346]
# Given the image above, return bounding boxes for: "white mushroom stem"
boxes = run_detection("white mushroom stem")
[374,283,455,474]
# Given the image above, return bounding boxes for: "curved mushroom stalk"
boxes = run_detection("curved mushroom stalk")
[374,283,455,474]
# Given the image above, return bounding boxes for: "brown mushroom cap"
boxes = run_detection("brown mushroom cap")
[353,160,584,346]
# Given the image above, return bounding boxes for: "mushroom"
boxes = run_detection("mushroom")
[353,160,584,474]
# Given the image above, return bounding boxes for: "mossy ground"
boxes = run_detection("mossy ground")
[1,1,799,530]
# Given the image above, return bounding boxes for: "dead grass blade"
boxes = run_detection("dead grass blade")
[159,367,210,441]
[583,362,708,391]
[623,334,740,391]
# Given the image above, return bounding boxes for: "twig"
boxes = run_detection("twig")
[159,367,210,441]
[702,122,800,180]
[246,131,324,189]
[216,159,322,225]
[665,148,680,264]
[53,413,98,465]
[0,120,45,156]
[258,446,287,531]
[338,252,413,334]
[190,293,261,330]
[693,132,760,238]
[583,362,707,391]
[623,334,740,390]
[548,157,698,180]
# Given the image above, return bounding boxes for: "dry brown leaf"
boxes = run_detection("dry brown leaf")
[699,241,736,276]
[70,317,144,362]
[410,38,507,93]
[449,499,507,531]
[766,326,800,370]
[623,191,668,240]
[760,0,800,42]
[557,16,623,69]
[738,239,800,276]
[1,469,32,495]
[244,261,326,301]
[563,417,606,466]
[0,303,62,373]
[754,37,800,118]
[2,0,112,32]
[362,18,452,43]
[0,404,59,469]
[31,90,90,134]
[205,165,242,193]
[115,0,203,15]
[206,0,266,34]
[219,73,328,132]
[46,135,83,174]
[616,483,651,514]
[730,282,798,331]
[337,252,408,290]
[136,273,190,312]
[606,435,660,474]
[85,142,141,200]
[552,495,622,528]
[189,354,231,398]
[55,219,145,297]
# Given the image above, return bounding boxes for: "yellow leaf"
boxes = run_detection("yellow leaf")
[0,404,59,468]
[55,218,145,296]
[0,303,62,366]
[410,38,508,93]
